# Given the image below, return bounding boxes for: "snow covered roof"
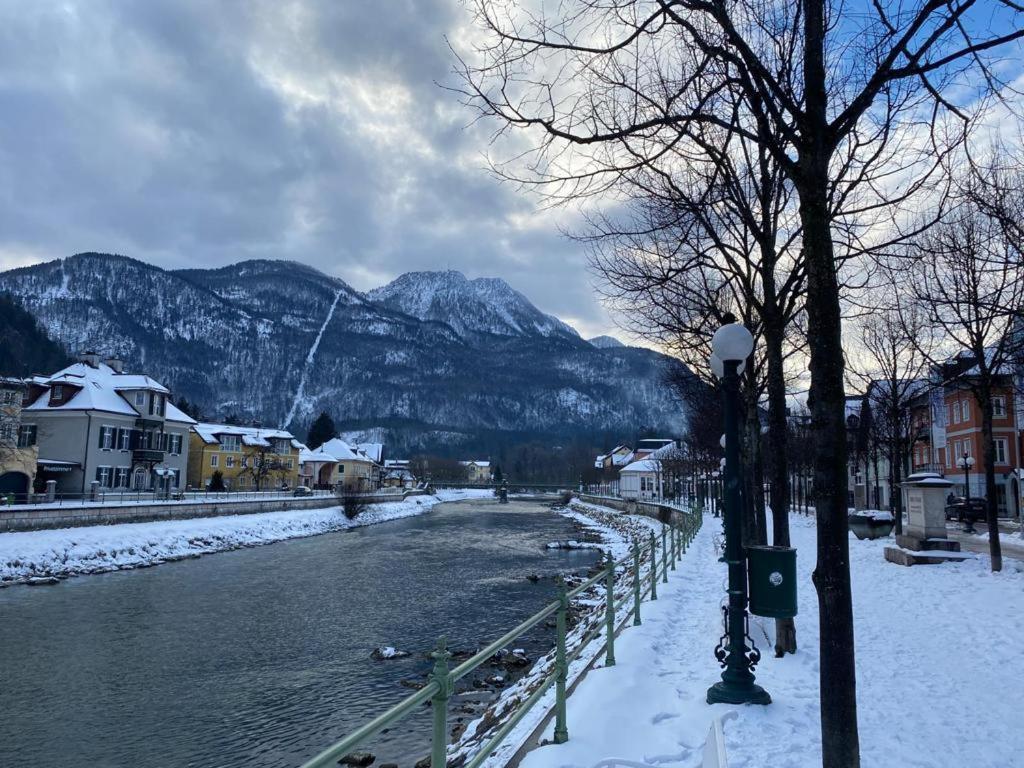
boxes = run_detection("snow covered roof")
[318,437,377,464]
[460,460,491,468]
[356,442,384,463]
[24,361,195,424]
[193,422,297,447]
[621,458,661,474]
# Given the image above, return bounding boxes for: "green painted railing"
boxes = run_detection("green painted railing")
[300,504,704,768]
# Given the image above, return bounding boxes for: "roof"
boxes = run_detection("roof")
[460,460,491,468]
[194,422,298,447]
[620,442,678,473]
[356,443,384,463]
[24,361,195,424]
[318,437,377,464]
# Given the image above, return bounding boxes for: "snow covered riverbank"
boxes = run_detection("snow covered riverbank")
[513,506,1024,768]
[0,489,492,586]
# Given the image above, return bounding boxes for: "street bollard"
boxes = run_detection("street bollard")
[649,532,658,600]
[604,550,616,667]
[554,579,569,743]
[632,541,642,626]
[661,526,668,584]
[429,636,452,768]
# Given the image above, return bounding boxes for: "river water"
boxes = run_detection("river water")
[0,498,599,767]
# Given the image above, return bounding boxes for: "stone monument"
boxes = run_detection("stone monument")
[884,472,970,566]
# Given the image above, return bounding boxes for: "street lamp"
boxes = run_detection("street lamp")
[959,453,976,533]
[706,321,770,706]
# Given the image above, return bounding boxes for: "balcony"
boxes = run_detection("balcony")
[135,417,163,430]
[133,448,164,463]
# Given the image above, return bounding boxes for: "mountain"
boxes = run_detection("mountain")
[0,293,72,377]
[368,270,580,342]
[588,335,626,349]
[0,253,695,456]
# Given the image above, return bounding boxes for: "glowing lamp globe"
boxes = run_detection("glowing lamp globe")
[720,434,726,449]
[710,354,724,379]
[712,323,754,362]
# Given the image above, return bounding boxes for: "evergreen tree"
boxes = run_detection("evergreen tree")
[0,293,72,376]
[493,464,504,483]
[209,470,226,492]
[306,411,336,450]
[173,396,201,420]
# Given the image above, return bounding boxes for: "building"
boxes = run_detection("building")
[189,423,301,490]
[0,377,37,500]
[307,438,380,493]
[632,438,676,460]
[909,366,1022,516]
[298,445,338,489]
[619,442,680,501]
[461,460,493,484]
[21,354,195,495]
[383,459,416,489]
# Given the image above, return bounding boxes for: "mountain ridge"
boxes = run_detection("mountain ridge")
[0,253,693,455]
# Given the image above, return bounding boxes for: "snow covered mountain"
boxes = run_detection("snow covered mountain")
[0,254,694,454]
[588,335,626,349]
[368,270,580,341]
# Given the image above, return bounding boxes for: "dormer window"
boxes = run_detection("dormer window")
[135,391,146,407]
[52,384,64,399]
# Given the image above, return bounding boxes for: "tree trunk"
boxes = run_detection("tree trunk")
[799,4,860,757]
[765,320,797,655]
[978,388,1004,572]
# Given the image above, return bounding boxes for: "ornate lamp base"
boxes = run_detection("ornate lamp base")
[706,680,771,706]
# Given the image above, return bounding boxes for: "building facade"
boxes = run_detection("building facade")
[189,423,301,490]
[0,377,37,500]
[21,354,194,495]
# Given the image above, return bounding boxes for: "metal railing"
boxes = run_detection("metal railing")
[300,503,704,768]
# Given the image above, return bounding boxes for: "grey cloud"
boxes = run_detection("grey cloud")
[0,0,612,333]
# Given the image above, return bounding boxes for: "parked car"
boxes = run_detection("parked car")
[944,496,987,521]
[292,485,312,497]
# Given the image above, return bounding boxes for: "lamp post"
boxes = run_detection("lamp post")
[706,321,770,706]
[959,453,976,533]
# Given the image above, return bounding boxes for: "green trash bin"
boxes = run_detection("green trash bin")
[746,545,797,619]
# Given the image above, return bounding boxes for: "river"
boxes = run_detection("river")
[0,498,600,767]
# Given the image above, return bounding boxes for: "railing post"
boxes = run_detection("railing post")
[661,526,668,584]
[604,550,616,667]
[554,579,569,744]
[649,532,658,601]
[670,522,678,569]
[429,636,452,768]
[632,541,642,626]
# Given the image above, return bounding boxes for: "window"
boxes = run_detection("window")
[135,391,146,407]
[99,425,115,450]
[226,456,235,468]
[220,435,240,452]
[994,439,1009,464]
[1,390,16,404]
[114,467,130,488]
[52,384,63,399]
[154,393,165,416]
[95,466,113,487]
[117,428,131,450]
[961,400,970,422]
[337,464,345,476]
[0,423,15,444]
[241,456,248,468]
[167,433,181,455]
[993,396,1006,418]
[17,424,37,447]
[210,454,219,468]
[949,403,957,424]
[170,469,181,488]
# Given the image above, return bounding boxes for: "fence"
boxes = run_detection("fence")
[0,487,411,510]
[299,503,704,768]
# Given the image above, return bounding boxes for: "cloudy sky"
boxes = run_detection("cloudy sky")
[0,1,618,338]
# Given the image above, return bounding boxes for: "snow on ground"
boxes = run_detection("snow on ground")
[0,489,491,585]
[452,502,681,767]
[515,506,1024,768]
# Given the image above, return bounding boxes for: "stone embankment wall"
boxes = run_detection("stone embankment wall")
[0,491,427,532]
[577,494,692,526]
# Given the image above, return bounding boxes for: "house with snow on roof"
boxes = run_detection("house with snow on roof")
[21,352,195,495]
[460,460,492,484]
[619,441,680,501]
[188,422,301,490]
[301,438,382,493]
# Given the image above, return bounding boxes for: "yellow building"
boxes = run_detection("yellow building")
[0,377,37,501]
[317,438,379,491]
[188,423,301,491]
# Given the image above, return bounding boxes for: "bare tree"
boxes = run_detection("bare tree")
[848,302,934,533]
[905,191,1024,572]
[455,2,1024,762]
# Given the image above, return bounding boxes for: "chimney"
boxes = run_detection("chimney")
[105,357,124,374]
[80,350,100,368]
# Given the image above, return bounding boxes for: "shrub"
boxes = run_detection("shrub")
[209,471,226,492]
[343,495,368,520]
